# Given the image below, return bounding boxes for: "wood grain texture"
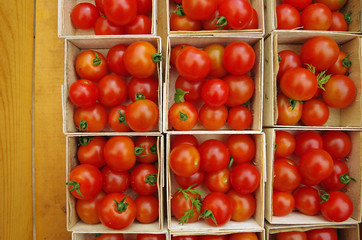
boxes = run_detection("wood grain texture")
[34,0,71,239]
[0,1,34,239]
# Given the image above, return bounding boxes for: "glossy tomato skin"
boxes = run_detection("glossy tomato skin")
[107,44,129,76]
[170,10,202,31]
[176,46,211,82]
[134,136,158,163]
[293,186,320,215]
[74,103,108,132]
[76,191,106,224]
[71,3,100,29]
[96,234,124,240]
[98,74,128,107]
[226,134,256,163]
[277,93,303,125]
[171,191,201,223]
[201,79,230,107]
[98,193,137,230]
[170,144,200,177]
[298,149,334,182]
[218,0,253,30]
[224,75,254,107]
[244,8,258,29]
[307,228,338,240]
[101,166,130,193]
[124,15,152,34]
[135,195,159,223]
[223,41,255,76]
[130,163,158,195]
[108,105,131,132]
[276,231,307,240]
[173,236,198,240]
[320,191,353,222]
[136,0,152,15]
[137,234,166,240]
[314,0,347,11]
[202,10,231,30]
[301,99,329,126]
[230,163,260,194]
[69,79,99,108]
[230,233,258,240]
[277,50,302,81]
[205,168,231,193]
[68,164,103,200]
[227,189,256,222]
[228,106,253,130]
[273,158,301,192]
[183,0,217,21]
[203,44,228,78]
[295,131,323,157]
[282,0,312,11]
[322,131,351,159]
[168,102,198,131]
[322,75,356,109]
[170,44,191,67]
[171,135,199,149]
[104,136,136,172]
[273,191,295,216]
[175,169,205,189]
[128,77,158,102]
[76,50,108,82]
[199,139,230,173]
[125,99,159,132]
[275,131,295,158]
[103,0,137,26]
[77,137,106,168]
[321,159,353,190]
[326,51,350,75]
[276,4,301,30]
[175,76,205,102]
[199,104,228,130]
[301,3,332,30]
[95,0,105,13]
[94,17,124,35]
[329,12,348,31]
[201,192,232,226]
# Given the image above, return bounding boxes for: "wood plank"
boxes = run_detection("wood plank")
[34,0,71,239]
[0,1,34,239]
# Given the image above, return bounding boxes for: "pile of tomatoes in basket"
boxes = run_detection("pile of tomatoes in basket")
[170,0,258,31]
[67,136,160,230]
[273,130,354,222]
[69,41,160,132]
[276,0,350,31]
[169,41,256,131]
[172,233,260,240]
[95,234,165,240]
[275,228,339,240]
[170,134,260,226]
[71,0,153,35]
[276,36,356,126]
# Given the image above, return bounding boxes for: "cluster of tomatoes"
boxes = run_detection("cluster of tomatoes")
[173,233,260,240]
[69,41,160,132]
[273,130,354,222]
[275,228,339,240]
[168,41,256,131]
[67,136,160,230]
[276,0,350,31]
[170,134,260,226]
[170,0,258,31]
[71,0,153,35]
[93,234,165,240]
[276,36,356,126]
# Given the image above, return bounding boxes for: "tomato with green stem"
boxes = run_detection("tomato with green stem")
[125,99,159,132]
[329,12,349,31]
[227,189,256,222]
[168,100,198,131]
[326,50,351,75]
[200,192,232,226]
[130,163,158,195]
[319,190,353,222]
[170,6,202,31]
[135,195,159,223]
[128,77,158,102]
[104,136,136,172]
[76,191,106,224]
[294,186,320,216]
[218,0,253,30]
[69,79,99,108]
[202,10,230,30]
[74,103,108,132]
[77,137,106,168]
[76,50,108,82]
[170,144,200,177]
[175,76,205,102]
[321,159,355,190]
[108,105,131,132]
[101,166,130,193]
[134,136,158,163]
[277,93,303,126]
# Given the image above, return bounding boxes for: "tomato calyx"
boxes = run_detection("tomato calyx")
[316,70,331,91]
[228,157,234,168]
[95,234,102,237]
[114,196,129,213]
[78,137,93,146]
[117,109,128,126]
[215,16,228,29]
[173,5,185,17]
[150,143,157,154]
[135,147,148,157]
[199,209,217,225]
[78,120,88,131]
[66,180,84,197]
[319,190,330,203]
[135,93,146,101]
[175,88,188,103]
[342,54,352,68]
[288,98,304,110]
[93,52,102,66]
[179,111,188,121]
[278,54,281,63]
[145,173,157,186]
[340,172,356,185]
[152,53,163,63]
[344,11,352,24]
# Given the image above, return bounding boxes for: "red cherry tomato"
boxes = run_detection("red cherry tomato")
[277,50,302,81]
[277,93,303,125]
[282,0,312,11]
[326,51,351,75]
[322,75,356,109]
[298,149,334,182]
[294,186,320,215]
[131,163,158,195]
[224,74,254,107]
[103,0,137,26]
[94,17,124,35]
[128,77,158,102]
[170,44,191,67]
[77,137,106,168]
[137,235,165,240]
[175,169,205,189]
[307,228,338,240]
[228,106,253,130]
[273,158,301,192]
[205,168,231,193]
[175,76,205,102]
[69,79,99,108]
[168,102,198,131]
[244,8,258,29]
[273,191,295,216]
[71,3,100,29]
[226,134,256,164]
[173,236,198,240]
[301,99,329,126]
[101,165,130,193]
[199,104,228,130]
[74,103,108,132]
[135,195,159,223]
[76,191,106,224]
[201,192,232,226]
[322,131,351,159]
[314,0,347,11]
[134,136,158,163]
[76,50,108,82]
[203,44,228,78]
[275,131,295,158]
[98,74,127,107]
[202,10,230,30]
[108,105,131,132]
[104,136,136,172]
[329,12,348,31]
[171,190,201,223]
[230,163,260,194]
[301,3,332,30]
[96,234,123,240]
[136,0,152,15]
[125,99,159,132]
[170,8,202,31]
[170,144,200,177]
[321,159,354,190]
[227,189,256,222]
[182,0,217,21]
[107,44,129,76]
[124,15,152,34]
[223,41,255,76]
[276,4,301,30]
[320,191,353,222]
[295,131,323,157]
[218,0,253,30]
[276,231,307,240]
[201,79,230,107]
[171,135,199,149]
[199,139,230,173]
[95,0,105,13]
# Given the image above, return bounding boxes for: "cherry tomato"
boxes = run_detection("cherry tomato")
[134,136,158,163]
[307,228,337,240]
[94,17,124,35]
[273,191,295,216]
[136,0,152,15]
[137,235,165,240]
[124,41,160,79]
[223,41,255,75]
[108,105,131,132]
[200,236,227,240]
[170,7,202,31]
[170,44,191,67]
[295,131,323,157]
[329,12,348,31]
[301,176,321,187]
[104,136,136,172]
[175,169,205,189]
[300,36,339,72]
[101,165,130,193]
[124,15,152,34]
[77,137,106,168]
[322,131,351,159]
[275,131,295,158]
[320,191,353,222]
[277,93,303,125]
[173,236,198,240]
[228,106,253,130]
[322,75,356,109]
[183,0,217,21]
[75,50,108,82]
[76,191,106,224]
[175,76,205,102]
[282,0,312,11]
[74,103,108,132]
[168,102,198,131]
[274,158,301,192]
[98,74,127,107]
[205,168,231,193]
[128,77,158,102]
[277,50,302,81]
[301,3,332,30]
[103,0,137,26]
[201,79,229,107]
[69,79,99,108]
[201,192,232,226]
[276,231,307,240]
[314,0,347,11]
[71,3,100,30]
[230,163,260,194]
[95,0,105,13]
[218,0,253,30]
[321,159,354,190]
[96,234,123,240]
[98,193,136,229]
[107,44,129,76]
[125,99,159,132]
[298,149,334,182]
[176,46,211,82]
[199,104,228,130]
[227,189,256,222]
[293,186,320,215]
[276,4,301,30]
[244,8,258,29]
[171,190,201,223]
[230,233,258,240]
[131,163,158,195]
[171,135,199,149]
[224,75,254,107]
[326,50,351,75]
[226,134,255,164]
[203,44,228,78]
[301,99,329,126]
[199,139,230,173]
[67,164,103,200]
[170,144,200,177]
[202,10,230,30]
